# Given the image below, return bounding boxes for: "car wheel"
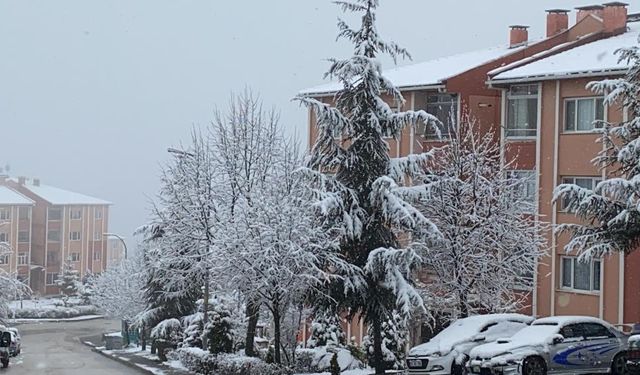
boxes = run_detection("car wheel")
[2,359,8,368]
[523,356,546,375]
[612,353,628,375]
[452,357,469,375]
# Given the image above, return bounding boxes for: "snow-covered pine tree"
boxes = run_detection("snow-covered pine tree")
[418,120,547,319]
[55,260,80,305]
[362,310,408,371]
[307,313,346,348]
[206,303,234,354]
[295,1,440,373]
[554,39,640,258]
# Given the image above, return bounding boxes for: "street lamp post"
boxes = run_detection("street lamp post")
[102,232,128,261]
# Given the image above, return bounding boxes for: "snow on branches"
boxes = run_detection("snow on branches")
[555,38,640,258]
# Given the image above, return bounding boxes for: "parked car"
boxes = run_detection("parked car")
[0,331,10,368]
[627,335,640,375]
[468,316,628,375]
[7,328,20,356]
[406,314,534,375]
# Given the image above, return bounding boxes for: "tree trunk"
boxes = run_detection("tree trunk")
[244,297,260,357]
[273,297,282,365]
[202,269,209,350]
[459,290,469,318]
[373,315,385,375]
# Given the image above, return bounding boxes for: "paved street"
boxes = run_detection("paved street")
[7,319,141,374]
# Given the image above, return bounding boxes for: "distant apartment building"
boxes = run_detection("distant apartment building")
[0,176,111,295]
[301,2,639,344]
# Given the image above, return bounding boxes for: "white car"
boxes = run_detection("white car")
[406,314,534,375]
[467,316,628,375]
[7,328,20,356]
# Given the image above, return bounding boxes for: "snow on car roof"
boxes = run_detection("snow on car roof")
[300,43,529,96]
[0,186,34,206]
[491,24,640,82]
[409,313,533,356]
[470,323,561,359]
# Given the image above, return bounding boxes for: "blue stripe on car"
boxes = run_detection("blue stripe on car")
[553,343,609,366]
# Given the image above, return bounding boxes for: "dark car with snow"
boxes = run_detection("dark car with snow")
[406,314,534,375]
[468,316,628,375]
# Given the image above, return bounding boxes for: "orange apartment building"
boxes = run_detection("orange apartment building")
[0,176,111,295]
[301,2,640,342]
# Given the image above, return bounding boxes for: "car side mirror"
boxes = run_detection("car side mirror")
[552,336,564,345]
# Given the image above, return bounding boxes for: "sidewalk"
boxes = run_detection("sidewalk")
[8,314,104,324]
[81,337,192,375]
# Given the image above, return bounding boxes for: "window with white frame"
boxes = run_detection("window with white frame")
[46,272,59,285]
[17,252,27,265]
[95,208,103,219]
[564,97,604,132]
[18,207,30,220]
[415,93,458,139]
[0,255,9,265]
[47,251,58,264]
[18,231,29,243]
[70,252,80,262]
[0,233,8,243]
[0,209,10,221]
[69,231,81,241]
[561,177,601,211]
[48,207,62,221]
[70,209,82,220]
[506,84,538,137]
[561,256,601,291]
[510,170,536,205]
[94,250,101,261]
[94,231,102,241]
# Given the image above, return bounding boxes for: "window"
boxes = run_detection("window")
[17,252,27,265]
[94,231,102,241]
[94,250,101,261]
[0,209,10,221]
[18,207,30,220]
[45,272,59,285]
[0,233,8,243]
[70,209,82,220]
[560,324,585,341]
[510,170,536,205]
[70,252,80,262]
[506,84,538,137]
[69,231,81,241]
[582,323,614,339]
[565,97,604,132]
[561,257,601,291]
[416,93,458,139]
[0,255,9,265]
[95,208,103,219]
[561,177,601,211]
[18,231,29,243]
[47,230,60,242]
[46,251,59,264]
[48,208,62,221]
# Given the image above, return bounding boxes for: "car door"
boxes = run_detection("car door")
[550,323,587,374]
[580,323,621,372]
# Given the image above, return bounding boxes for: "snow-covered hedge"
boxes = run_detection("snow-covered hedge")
[12,304,97,319]
[168,347,292,375]
[295,347,363,373]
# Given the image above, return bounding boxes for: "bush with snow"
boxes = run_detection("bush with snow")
[168,348,292,375]
[295,347,364,373]
[12,304,97,319]
[151,318,184,344]
[307,314,345,349]
[206,303,234,354]
[362,311,408,371]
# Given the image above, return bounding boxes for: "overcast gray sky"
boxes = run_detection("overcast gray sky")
[1,0,634,246]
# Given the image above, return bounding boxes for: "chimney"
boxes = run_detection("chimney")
[18,176,26,185]
[546,9,569,37]
[509,25,529,48]
[603,2,628,33]
[576,5,604,22]
[33,178,40,187]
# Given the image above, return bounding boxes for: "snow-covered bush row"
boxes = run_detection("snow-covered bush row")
[168,348,292,375]
[295,347,363,373]
[12,304,97,319]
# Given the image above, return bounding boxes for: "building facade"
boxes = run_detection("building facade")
[0,176,111,295]
[302,2,639,342]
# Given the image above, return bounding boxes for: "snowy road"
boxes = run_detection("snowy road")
[7,319,141,374]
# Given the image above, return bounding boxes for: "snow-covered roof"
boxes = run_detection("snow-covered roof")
[0,186,34,206]
[409,313,533,356]
[300,44,529,96]
[491,24,640,82]
[10,179,110,206]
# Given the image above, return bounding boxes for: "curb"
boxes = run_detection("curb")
[9,315,104,324]
[80,339,156,375]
